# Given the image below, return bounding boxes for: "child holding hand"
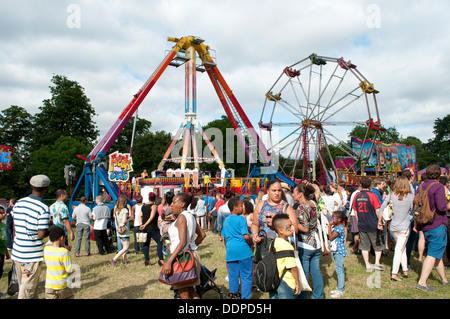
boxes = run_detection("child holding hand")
[270,213,300,299]
[328,211,348,298]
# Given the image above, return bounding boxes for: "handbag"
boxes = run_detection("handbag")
[292,233,312,292]
[136,231,147,243]
[158,248,198,286]
[382,193,394,221]
[7,266,19,296]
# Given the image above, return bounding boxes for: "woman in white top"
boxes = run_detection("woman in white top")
[321,185,339,222]
[330,182,344,212]
[132,195,144,254]
[161,193,206,299]
[380,176,414,281]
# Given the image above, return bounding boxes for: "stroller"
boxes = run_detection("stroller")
[160,234,224,299]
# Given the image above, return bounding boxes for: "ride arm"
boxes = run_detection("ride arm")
[87,38,190,163]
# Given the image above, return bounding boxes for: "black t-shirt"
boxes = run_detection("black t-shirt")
[141,203,158,232]
[352,190,381,233]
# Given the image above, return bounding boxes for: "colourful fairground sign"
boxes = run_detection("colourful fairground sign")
[108,151,133,183]
[0,145,13,171]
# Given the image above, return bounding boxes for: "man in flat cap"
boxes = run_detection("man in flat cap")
[11,175,51,299]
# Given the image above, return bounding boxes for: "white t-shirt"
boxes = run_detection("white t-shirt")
[134,204,143,226]
[93,218,108,230]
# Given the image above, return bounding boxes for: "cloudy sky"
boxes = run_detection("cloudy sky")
[1,0,448,154]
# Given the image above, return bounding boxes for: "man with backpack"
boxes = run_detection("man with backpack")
[415,164,450,291]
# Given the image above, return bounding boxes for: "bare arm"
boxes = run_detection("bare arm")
[286,204,299,234]
[251,202,263,243]
[195,222,206,247]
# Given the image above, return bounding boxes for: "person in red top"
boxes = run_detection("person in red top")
[209,192,224,234]
[352,176,384,271]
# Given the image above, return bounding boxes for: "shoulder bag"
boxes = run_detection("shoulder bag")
[382,193,394,222]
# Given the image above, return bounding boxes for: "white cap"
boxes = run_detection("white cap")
[30,175,50,187]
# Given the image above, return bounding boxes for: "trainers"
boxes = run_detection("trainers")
[331,290,345,298]
[416,283,436,292]
[109,258,117,267]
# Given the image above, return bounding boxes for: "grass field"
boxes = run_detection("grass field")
[1,230,449,300]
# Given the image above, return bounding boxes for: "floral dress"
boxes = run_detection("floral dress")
[258,200,287,239]
[115,208,130,239]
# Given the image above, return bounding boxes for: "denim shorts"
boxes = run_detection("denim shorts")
[424,225,448,259]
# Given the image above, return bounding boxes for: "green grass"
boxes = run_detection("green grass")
[1,231,449,299]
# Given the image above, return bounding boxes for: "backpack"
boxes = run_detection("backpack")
[254,239,295,293]
[413,182,438,225]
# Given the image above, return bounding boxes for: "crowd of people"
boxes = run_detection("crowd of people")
[1,163,449,299]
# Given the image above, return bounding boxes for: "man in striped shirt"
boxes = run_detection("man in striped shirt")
[11,175,51,299]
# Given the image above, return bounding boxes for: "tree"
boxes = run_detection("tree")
[32,75,99,150]
[0,106,35,198]
[131,130,174,173]
[401,136,443,169]
[0,105,34,156]
[348,125,401,144]
[28,136,92,197]
[202,115,250,177]
[424,114,450,164]
[109,116,152,155]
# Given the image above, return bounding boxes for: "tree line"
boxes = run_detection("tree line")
[0,75,448,199]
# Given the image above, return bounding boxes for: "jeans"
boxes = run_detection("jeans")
[390,229,410,274]
[134,226,144,253]
[333,253,345,292]
[227,256,253,299]
[143,229,163,262]
[297,247,324,299]
[211,215,218,233]
[75,223,91,255]
[269,279,295,299]
[406,219,418,267]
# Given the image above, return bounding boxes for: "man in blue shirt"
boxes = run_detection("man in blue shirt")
[371,177,385,204]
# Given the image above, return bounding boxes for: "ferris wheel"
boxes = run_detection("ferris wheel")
[259,54,383,184]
